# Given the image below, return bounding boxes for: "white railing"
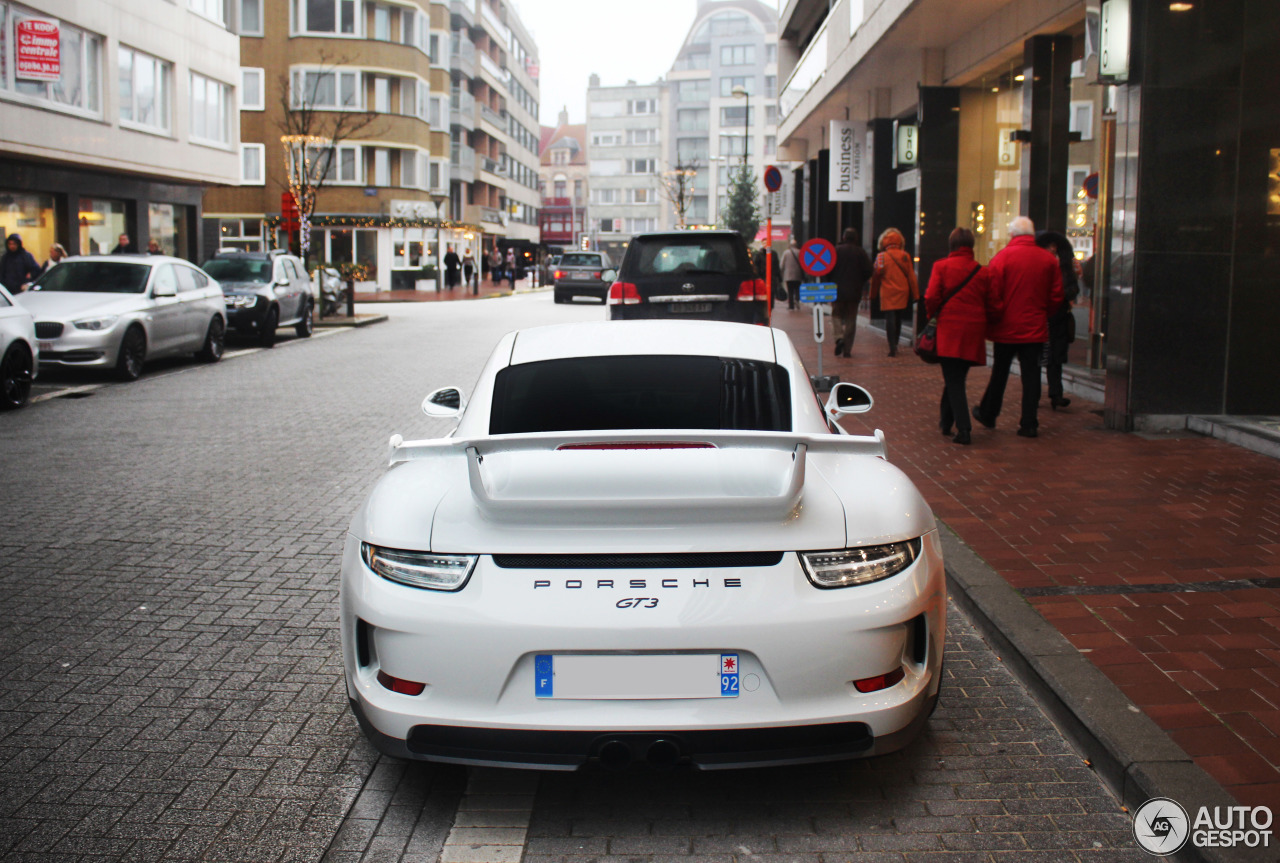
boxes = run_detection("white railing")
[479,50,505,85]
[779,18,828,120]
[480,2,511,44]
[450,143,475,170]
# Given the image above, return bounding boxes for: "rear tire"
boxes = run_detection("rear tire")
[259,307,278,348]
[196,316,225,363]
[0,343,33,410]
[114,326,146,381]
[295,301,314,338]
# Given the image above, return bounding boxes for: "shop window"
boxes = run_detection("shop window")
[148,202,184,258]
[219,218,263,251]
[240,67,263,111]
[120,47,172,132]
[241,143,265,184]
[190,72,232,145]
[0,191,57,265]
[78,197,127,255]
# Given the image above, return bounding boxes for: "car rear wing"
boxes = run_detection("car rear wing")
[387,429,886,520]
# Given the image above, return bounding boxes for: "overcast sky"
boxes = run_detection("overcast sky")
[510,0,776,128]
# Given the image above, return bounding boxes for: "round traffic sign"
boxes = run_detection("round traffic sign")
[763,165,783,193]
[800,238,836,277]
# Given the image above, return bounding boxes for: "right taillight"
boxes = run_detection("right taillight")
[553,270,563,279]
[608,282,640,305]
[737,278,768,301]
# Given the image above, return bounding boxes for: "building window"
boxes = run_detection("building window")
[373,76,390,112]
[628,128,657,145]
[240,0,262,35]
[218,218,263,251]
[598,218,619,232]
[676,138,708,161]
[594,188,619,204]
[677,108,708,131]
[553,178,567,197]
[374,148,390,185]
[627,159,655,175]
[765,105,778,125]
[766,44,777,63]
[719,135,752,157]
[720,106,754,126]
[720,45,754,66]
[430,160,442,191]
[373,4,390,40]
[628,98,657,115]
[240,67,263,110]
[190,72,231,145]
[1070,101,1094,141]
[677,80,709,102]
[319,145,361,183]
[296,0,358,35]
[401,9,414,45]
[189,0,228,27]
[119,47,171,132]
[720,76,755,97]
[764,76,777,98]
[291,68,361,109]
[400,149,416,187]
[764,135,775,156]
[2,11,103,116]
[241,143,265,184]
[591,132,621,147]
[628,188,652,204]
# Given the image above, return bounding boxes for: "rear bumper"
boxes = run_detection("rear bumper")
[554,281,608,301]
[348,694,935,771]
[611,301,768,325]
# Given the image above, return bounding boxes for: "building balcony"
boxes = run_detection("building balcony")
[479,1,511,46]
[450,142,476,183]
[451,89,476,130]
[479,103,507,134]
[479,205,505,225]
[480,155,504,177]
[478,50,507,89]
[450,0,475,27]
[451,33,476,79]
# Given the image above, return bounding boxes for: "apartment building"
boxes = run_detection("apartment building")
[585,76,666,262]
[538,107,588,252]
[0,0,240,261]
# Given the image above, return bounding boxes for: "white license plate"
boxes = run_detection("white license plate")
[38,340,55,351]
[534,653,739,699]
[669,303,712,314]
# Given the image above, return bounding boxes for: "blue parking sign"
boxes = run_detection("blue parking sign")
[799,283,837,303]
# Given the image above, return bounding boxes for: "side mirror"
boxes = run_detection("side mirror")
[825,382,873,415]
[602,268,617,283]
[422,386,467,418]
[152,282,176,298]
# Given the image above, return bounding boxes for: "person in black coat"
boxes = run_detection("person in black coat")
[831,228,873,357]
[1,234,40,293]
[443,245,461,290]
[1035,230,1080,410]
[110,233,135,254]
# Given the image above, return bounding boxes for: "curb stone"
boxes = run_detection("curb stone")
[938,520,1268,863]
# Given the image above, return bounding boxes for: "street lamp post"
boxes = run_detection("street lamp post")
[730,86,750,172]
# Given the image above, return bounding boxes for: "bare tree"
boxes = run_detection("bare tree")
[275,52,381,257]
[660,155,704,228]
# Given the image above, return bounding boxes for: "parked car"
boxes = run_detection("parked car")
[552,251,614,304]
[341,319,945,771]
[19,255,226,381]
[607,230,769,325]
[0,284,37,409]
[200,250,313,346]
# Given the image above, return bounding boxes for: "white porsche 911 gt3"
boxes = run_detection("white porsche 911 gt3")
[341,320,945,770]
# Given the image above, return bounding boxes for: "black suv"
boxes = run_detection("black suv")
[607,230,769,325]
[200,250,314,347]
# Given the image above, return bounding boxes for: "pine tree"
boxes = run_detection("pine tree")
[721,164,761,243]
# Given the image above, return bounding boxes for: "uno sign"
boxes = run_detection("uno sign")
[16,17,60,82]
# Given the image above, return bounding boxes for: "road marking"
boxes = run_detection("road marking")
[440,769,538,863]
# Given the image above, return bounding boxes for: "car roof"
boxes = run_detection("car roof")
[508,320,777,366]
[58,255,189,265]
[631,230,743,240]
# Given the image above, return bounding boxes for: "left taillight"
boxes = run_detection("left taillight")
[553,270,563,280]
[608,282,641,305]
[737,279,768,301]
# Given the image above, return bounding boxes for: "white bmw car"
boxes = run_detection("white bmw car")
[341,320,945,770]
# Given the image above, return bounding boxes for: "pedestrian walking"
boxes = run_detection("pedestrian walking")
[110,233,134,254]
[1,234,40,293]
[443,244,461,290]
[1036,230,1081,411]
[147,238,162,255]
[780,236,803,310]
[831,228,873,357]
[926,228,1003,446]
[39,242,67,277]
[462,247,477,294]
[973,216,1064,438]
[505,247,516,287]
[870,228,918,357]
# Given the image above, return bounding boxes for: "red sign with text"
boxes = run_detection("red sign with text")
[16,18,60,82]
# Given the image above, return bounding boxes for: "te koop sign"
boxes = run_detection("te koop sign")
[16,17,60,82]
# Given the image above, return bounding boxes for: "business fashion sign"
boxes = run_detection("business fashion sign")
[829,120,866,202]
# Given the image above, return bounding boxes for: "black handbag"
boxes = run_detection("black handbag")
[914,265,981,364]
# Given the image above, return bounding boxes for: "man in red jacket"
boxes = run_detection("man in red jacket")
[973,216,1064,438]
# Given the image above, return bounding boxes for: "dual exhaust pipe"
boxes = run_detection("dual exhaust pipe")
[596,736,683,770]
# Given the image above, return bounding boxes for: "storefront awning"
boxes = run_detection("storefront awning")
[754,225,792,243]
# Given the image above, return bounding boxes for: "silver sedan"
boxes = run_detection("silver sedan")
[19,255,227,381]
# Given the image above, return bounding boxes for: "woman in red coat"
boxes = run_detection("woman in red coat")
[925,228,1003,445]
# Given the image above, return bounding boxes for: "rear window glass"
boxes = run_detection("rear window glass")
[490,355,791,434]
[559,254,602,267]
[626,236,750,277]
[200,258,273,281]
[33,261,151,294]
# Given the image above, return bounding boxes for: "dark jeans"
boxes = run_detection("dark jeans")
[786,280,800,308]
[939,357,972,433]
[979,341,1044,431]
[884,308,904,352]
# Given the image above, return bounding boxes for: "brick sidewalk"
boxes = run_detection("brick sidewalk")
[769,304,1280,809]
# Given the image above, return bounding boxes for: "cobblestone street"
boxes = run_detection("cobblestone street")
[1,295,1148,861]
